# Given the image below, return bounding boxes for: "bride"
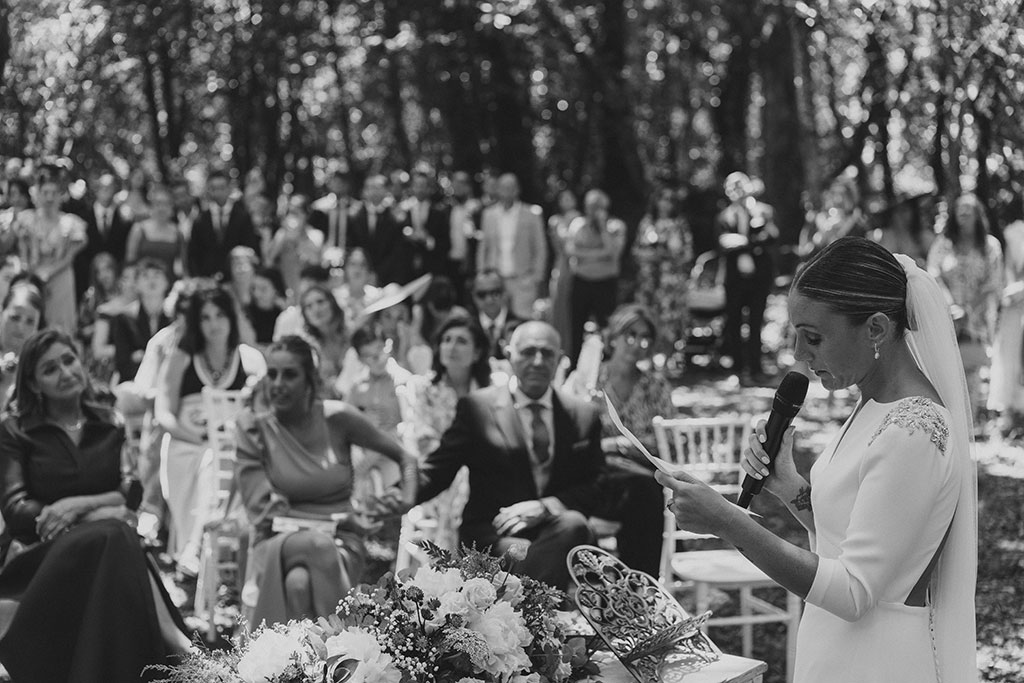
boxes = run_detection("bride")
[659,236,977,682]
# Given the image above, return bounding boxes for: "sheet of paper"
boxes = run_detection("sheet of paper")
[604,395,762,519]
[604,394,676,475]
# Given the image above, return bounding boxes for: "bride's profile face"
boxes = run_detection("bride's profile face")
[789,292,873,391]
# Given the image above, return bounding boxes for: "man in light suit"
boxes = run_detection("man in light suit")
[476,174,547,320]
[418,321,603,590]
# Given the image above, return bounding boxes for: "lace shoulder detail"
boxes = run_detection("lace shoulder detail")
[868,396,949,455]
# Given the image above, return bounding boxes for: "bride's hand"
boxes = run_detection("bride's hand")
[741,422,801,499]
[655,468,736,537]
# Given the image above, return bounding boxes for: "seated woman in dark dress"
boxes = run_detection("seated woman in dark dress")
[0,329,191,683]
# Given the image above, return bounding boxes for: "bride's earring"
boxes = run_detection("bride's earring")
[873,342,880,360]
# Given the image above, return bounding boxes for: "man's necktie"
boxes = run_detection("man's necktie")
[528,403,551,465]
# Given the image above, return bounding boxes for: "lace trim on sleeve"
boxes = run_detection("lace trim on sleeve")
[868,396,949,455]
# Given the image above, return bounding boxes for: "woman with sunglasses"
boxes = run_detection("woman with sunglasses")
[564,303,674,575]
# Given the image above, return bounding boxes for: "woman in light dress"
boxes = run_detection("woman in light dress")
[547,189,580,359]
[661,237,977,683]
[926,193,1003,419]
[14,169,87,332]
[988,194,1024,430]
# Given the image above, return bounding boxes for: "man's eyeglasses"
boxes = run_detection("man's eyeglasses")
[623,334,652,349]
[474,289,503,299]
[515,346,558,362]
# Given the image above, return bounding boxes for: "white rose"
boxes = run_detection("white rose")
[236,629,306,683]
[324,627,402,683]
[512,674,542,683]
[469,601,533,678]
[411,566,464,599]
[426,590,471,633]
[462,577,498,612]
[493,572,525,606]
[324,627,382,661]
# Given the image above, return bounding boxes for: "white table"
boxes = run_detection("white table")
[585,651,767,683]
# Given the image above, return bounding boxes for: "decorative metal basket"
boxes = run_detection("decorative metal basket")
[567,546,720,683]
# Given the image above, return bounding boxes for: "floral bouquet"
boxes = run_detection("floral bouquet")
[153,542,601,683]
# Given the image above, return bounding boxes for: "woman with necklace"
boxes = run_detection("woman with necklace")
[124,184,184,279]
[236,335,417,626]
[155,286,265,579]
[14,166,87,332]
[564,303,675,575]
[399,312,491,551]
[0,329,191,682]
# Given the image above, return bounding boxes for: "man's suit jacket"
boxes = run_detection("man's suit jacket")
[348,203,416,286]
[310,193,357,250]
[476,202,547,286]
[74,201,134,300]
[418,385,605,549]
[404,198,452,278]
[715,200,777,285]
[476,309,524,360]
[186,201,260,279]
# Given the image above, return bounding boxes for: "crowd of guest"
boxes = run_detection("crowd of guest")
[0,152,1019,680]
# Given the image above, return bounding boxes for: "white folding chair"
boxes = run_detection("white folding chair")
[654,415,801,683]
[194,387,248,641]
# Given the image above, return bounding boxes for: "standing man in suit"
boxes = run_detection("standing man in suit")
[418,321,603,590]
[405,170,451,278]
[186,169,260,280]
[75,173,133,300]
[447,170,481,301]
[310,168,355,256]
[476,174,547,320]
[348,174,416,286]
[472,269,523,362]
[170,178,200,246]
[716,172,778,384]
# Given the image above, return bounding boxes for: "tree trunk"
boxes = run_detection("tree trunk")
[155,36,181,159]
[0,0,10,92]
[382,0,411,169]
[594,0,647,228]
[759,8,805,246]
[714,0,759,175]
[477,29,539,202]
[140,51,169,179]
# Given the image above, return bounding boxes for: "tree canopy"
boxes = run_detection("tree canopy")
[2,0,1022,238]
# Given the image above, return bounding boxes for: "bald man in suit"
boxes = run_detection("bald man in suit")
[417,321,603,590]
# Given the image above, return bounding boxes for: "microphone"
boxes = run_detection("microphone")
[736,371,810,509]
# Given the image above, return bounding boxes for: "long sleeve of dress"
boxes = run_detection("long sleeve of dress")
[0,421,42,544]
[233,410,291,540]
[806,411,958,622]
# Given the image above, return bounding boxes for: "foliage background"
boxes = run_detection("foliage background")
[2,0,1023,247]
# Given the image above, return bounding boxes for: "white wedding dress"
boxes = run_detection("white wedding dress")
[795,396,963,683]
